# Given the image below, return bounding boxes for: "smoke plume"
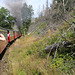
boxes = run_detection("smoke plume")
[5,0,25,31]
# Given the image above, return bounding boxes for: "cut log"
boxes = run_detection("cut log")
[45,41,71,53]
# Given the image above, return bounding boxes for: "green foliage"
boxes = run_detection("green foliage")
[17,69,27,75]
[39,22,46,29]
[73,9,75,15]
[21,2,34,35]
[26,50,32,55]
[32,69,41,75]
[21,19,31,35]
[0,7,15,29]
[49,23,75,74]
[51,58,64,68]
[22,3,34,21]
[34,22,46,35]
[47,34,59,45]
[55,0,73,11]
[39,47,46,58]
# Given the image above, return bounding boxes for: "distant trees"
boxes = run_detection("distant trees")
[0,7,15,29]
[55,0,73,12]
[31,0,75,35]
[21,19,31,35]
[37,0,75,24]
[22,3,34,21]
[21,3,34,35]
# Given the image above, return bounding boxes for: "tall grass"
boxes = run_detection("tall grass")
[8,22,75,75]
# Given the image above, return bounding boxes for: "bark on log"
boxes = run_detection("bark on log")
[45,41,71,53]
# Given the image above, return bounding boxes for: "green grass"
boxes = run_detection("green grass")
[7,22,75,75]
[34,22,46,35]
[39,22,46,29]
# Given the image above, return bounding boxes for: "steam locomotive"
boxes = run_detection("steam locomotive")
[0,26,21,54]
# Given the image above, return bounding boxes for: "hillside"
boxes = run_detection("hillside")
[2,0,75,75]
[4,20,75,75]
[28,0,75,37]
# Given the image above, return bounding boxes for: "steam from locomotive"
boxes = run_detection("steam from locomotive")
[5,0,25,31]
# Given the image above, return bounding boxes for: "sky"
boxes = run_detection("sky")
[0,0,53,17]
[26,0,53,17]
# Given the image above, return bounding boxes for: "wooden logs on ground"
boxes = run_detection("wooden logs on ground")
[45,41,71,53]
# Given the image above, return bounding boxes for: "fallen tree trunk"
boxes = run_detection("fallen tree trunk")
[45,41,71,53]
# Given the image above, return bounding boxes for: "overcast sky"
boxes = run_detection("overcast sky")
[0,0,53,17]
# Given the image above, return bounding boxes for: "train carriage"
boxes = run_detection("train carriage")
[0,27,21,54]
[0,28,8,54]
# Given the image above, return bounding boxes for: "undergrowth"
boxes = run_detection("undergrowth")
[8,22,75,75]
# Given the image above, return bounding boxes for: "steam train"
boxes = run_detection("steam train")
[0,26,21,54]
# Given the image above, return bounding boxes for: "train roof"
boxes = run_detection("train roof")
[0,26,19,32]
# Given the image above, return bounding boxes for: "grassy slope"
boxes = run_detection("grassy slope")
[8,24,75,75]
[8,33,62,75]
[8,20,75,75]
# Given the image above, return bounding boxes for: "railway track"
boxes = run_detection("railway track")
[0,26,21,75]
